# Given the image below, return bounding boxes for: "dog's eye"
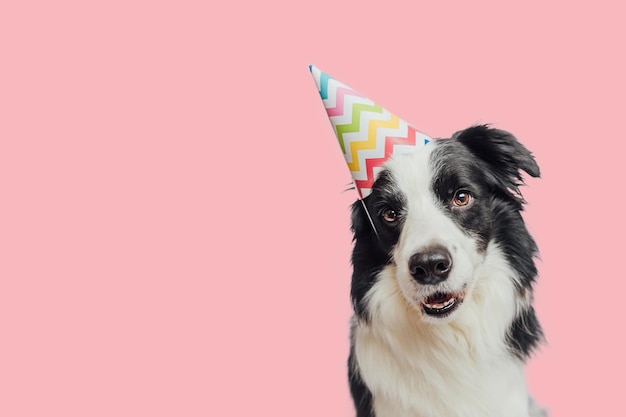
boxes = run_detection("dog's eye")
[382,208,398,223]
[452,190,473,207]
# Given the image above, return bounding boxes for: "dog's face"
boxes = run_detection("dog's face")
[370,143,489,322]
[351,126,540,323]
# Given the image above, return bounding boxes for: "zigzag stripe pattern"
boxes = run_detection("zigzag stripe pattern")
[310,65,431,198]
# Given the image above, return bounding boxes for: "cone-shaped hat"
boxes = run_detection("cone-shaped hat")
[310,65,431,198]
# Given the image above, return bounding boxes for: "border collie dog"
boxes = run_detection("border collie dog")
[348,125,546,417]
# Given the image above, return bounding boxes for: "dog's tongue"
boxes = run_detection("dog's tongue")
[426,292,453,304]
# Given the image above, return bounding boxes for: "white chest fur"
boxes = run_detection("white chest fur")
[354,326,530,417]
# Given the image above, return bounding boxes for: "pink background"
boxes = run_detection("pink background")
[1,1,624,416]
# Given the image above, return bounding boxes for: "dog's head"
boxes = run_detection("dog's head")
[350,125,540,323]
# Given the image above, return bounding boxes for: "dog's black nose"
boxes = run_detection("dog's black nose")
[409,246,452,285]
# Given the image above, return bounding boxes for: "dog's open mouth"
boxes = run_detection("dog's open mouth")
[422,291,464,317]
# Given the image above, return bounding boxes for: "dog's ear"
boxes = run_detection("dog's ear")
[350,199,374,240]
[453,125,540,195]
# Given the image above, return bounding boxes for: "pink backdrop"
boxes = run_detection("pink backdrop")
[2,1,624,416]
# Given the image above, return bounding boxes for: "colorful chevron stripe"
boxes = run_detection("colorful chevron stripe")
[309,65,431,198]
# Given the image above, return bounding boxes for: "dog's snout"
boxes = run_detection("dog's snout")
[409,246,452,285]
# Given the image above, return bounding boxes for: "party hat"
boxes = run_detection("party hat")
[309,65,431,199]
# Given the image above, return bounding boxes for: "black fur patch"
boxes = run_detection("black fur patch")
[350,170,407,321]
[350,198,391,322]
[452,125,540,208]
[348,345,374,417]
[507,306,545,359]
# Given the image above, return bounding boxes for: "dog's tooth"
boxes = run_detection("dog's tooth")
[423,295,459,311]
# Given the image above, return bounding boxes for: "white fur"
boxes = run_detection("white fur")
[352,146,540,417]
